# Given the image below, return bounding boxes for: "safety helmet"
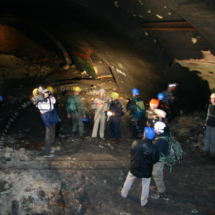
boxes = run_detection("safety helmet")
[144,127,155,140]
[42,89,49,94]
[132,88,139,96]
[99,89,105,93]
[157,93,165,100]
[110,92,119,99]
[32,88,39,97]
[72,86,81,92]
[46,86,54,93]
[210,93,215,98]
[154,109,166,118]
[154,121,166,133]
[149,99,159,106]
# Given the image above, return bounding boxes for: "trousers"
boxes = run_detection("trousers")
[121,171,151,206]
[152,162,165,193]
[203,125,215,153]
[71,112,84,136]
[45,125,55,155]
[92,109,106,138]
[110,121,121,140]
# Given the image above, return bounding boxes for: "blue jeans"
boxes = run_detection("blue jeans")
[110,122,121,140]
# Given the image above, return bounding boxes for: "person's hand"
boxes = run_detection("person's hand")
[67,114,71,119]
[112,112,115,116]
[83,115,86,118]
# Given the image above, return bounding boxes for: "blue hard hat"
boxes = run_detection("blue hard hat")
[0,96,3,102]
[132,88,140,95]
[144,127,155,140]
[157,93,166,100]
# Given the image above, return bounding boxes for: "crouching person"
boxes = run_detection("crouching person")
[118,127,159,207]
[37,89,61,157]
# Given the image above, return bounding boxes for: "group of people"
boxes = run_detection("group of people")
[30,83,215,207]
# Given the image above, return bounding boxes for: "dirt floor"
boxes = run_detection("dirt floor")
[1,71,215,215]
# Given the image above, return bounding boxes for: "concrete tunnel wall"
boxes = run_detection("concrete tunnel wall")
[0,0,214,111]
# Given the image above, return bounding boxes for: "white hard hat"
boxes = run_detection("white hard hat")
[210,93,215,98]
[99,89,105,93]
[154,121,166,133]
[42,89,49,94]
[154,109,167,118]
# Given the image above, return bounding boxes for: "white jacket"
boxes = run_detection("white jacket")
[37,97,56,114]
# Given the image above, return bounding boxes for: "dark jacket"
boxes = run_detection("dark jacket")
[130,139,159,178]
[109,99,122,123]
[126,96,144,121]
[154,127,170,157]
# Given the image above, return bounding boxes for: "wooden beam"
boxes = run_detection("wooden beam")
[140,21,196,31]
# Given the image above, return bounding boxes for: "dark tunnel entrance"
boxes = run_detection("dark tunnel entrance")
[0,0,215,214]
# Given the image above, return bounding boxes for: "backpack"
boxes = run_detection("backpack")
[66,96,77,113]
[134,100,145,118]
[155,132,183,172]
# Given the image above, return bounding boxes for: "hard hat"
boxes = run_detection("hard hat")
[154,109,167,118]
[46,86,54,93]
[42,89,49,94]
[157,93,166,100]
[38,86,43,92]
[144,127,155,140]
[210,93,215,98]
[110,92,119,99]
[154,121,166,133]
[32,88,39,97]
[99,89,105,93]
[149,99,159,106]
[132,88,140,95]
[72,86,81,92]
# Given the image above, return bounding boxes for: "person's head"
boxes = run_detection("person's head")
[149,99,159,110]
[154,121,166,134]
[168,83,178,91]
[143,127,155,140]
[110,92,119,101]
[210,93,215,104]
[99,89,105,99]
[46,86,54,94]
[32,88,39,97]
[72,86,81,95]
[132,88,139,97]
[42,89,50,98]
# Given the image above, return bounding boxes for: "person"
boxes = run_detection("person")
[66,86,86,140]
[146,99,159,127]
[126,88,145,141]
[150,121,169,200]
[37,89,61,157]
[203,93,215,156]
[91,89,110,140]
[162,83,178,116]
[31,87,44,105]
[46,86,61,137]
[153,109,167,124]
[107,92,123,144]
[118,127,159,207]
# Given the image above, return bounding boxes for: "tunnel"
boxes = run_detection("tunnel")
[0,0,215,214]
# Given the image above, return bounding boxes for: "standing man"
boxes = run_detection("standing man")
[91,89,110,140]
[151,121,169,200]
[118,127,159,207]
[37,89,61,157]
[66,86,86,140]
[107,92,122,145]
[146,99,159,127]
[203,93,215,156]
[126,88,145,141]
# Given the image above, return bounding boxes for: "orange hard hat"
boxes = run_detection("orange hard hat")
[149,99,159,106]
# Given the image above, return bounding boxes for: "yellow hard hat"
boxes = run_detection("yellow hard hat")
[72,86,81,92]
[32,88,39,97]
[46,86,54,93]
[110,92,119,99]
